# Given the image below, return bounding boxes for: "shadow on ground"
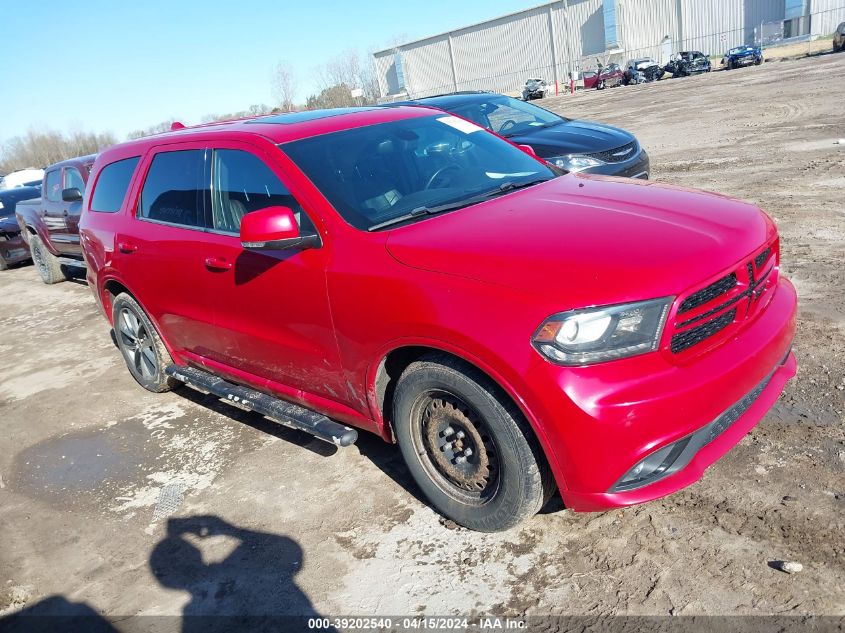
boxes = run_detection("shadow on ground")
[0,515,336,633]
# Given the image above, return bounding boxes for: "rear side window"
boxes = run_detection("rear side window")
[45,170,61,202]
[90,157,140,213]
[139,150,209,228]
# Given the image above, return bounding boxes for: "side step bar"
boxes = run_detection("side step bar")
[164,365,358,447]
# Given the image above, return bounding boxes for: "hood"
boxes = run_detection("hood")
[506,120,634,158]
[730,48,759,57]
[385,175,774,310]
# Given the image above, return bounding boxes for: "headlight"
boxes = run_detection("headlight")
[0,201,4,209]
[532,297,672,365]
[549,155,604,172]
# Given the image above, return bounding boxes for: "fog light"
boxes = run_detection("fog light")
[611,437,692,492]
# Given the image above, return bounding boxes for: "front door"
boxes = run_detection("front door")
[196,143,349,406]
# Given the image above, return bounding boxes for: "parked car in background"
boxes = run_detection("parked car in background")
[15,154,94,283]
[722,45,763,69]
[0,168,44,190]
[624,58,664,84]
[397,92,649,178]
[522,78,550,100]
[664,51,712,77]
[0,186,40,270]
[582,63,625,90]
[833,22,845,51]
[80,106,796,531]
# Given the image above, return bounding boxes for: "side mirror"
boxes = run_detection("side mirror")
[240,206,320,250]
[62,187,82,202]
[518,144,537,157]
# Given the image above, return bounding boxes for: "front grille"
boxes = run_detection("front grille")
[754,247,771,269]
[678,273,737,314]
[671,308,736,353]
[587,141,637,163]
[669,243,777,355]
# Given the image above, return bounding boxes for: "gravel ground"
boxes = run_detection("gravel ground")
[0,53,843,625]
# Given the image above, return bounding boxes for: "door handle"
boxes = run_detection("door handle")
[204,256,232,271]
[117,241,138,254]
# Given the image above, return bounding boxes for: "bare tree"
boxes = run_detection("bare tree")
[272,62,297,112]
[306,49,380,109]
[127,119,177,140]
[0,128,116,174]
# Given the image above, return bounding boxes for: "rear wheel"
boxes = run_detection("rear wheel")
[393,354,554,532]
[112,293,178,393]
[30,235,67,284]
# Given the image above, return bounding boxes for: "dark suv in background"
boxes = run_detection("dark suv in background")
[399,93,649,179]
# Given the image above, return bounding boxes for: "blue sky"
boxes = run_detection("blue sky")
[0,0,535,143]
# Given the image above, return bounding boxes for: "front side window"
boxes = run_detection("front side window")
[211,149,313,234]
[139,150,209,228]
[282,114,557,232]
[91,157,140,213]
[448,96,565,138]
[64,167,85,192]
[45,170,61,202]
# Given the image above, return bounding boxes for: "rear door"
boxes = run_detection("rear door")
[114,143,219,358]
[195,141,349,405]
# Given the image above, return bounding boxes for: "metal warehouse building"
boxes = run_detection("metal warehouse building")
[373,0,845,99]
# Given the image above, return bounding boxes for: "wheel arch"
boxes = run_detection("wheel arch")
[367,340,566,490]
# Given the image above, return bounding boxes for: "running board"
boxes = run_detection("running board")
[164,365,358,447]
[56,257,86,268]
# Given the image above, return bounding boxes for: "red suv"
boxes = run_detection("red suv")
[79,107,797,531]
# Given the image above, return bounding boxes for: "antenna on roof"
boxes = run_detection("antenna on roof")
[170,121,186,131]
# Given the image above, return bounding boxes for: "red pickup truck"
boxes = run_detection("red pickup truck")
[16,154,95,283]
[79,107,797,531]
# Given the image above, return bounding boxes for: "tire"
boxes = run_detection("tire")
[112,292,178,393]
[0,254,7,271]
[30,234,67,284]
[597,80,606,90]
[393,354,554,532]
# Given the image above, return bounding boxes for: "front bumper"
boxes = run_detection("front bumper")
[0,231,30,265]
[583,148,650,179]
[523,276,797,511]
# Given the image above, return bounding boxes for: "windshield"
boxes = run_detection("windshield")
[443,95,566,138]
[281,114,557,231]
[729,47,751,54]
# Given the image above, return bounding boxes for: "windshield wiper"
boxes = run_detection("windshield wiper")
[486,177,551,196]
[367,199,482,232]
[367,178,552,231]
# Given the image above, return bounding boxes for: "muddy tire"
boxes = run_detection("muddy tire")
[393,354,554,532]
[30,235,67,284]
[112,293,178,393]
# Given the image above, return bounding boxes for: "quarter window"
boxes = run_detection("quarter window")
[211,149,313,234]
[90,157,140,213]
[45,170,61,202]
[140,150,209,228]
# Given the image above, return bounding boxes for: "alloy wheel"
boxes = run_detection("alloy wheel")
[117,308,158,380]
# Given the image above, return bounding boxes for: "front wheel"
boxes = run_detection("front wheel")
[112,293,178,393]
[596,80,606,90]
[393,354,554,532]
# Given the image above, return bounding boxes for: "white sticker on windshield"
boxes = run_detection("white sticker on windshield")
[437,116,484,134]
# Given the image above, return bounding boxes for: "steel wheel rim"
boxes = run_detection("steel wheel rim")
[410,390,500,505]
[117,308,157,380]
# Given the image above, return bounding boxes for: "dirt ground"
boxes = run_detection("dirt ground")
[1,53,843,625]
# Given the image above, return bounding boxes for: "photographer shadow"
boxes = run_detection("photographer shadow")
[149,514,337,633]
